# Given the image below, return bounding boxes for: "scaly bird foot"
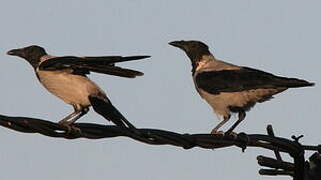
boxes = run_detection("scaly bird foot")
[225,131,238,138]
[58,122,81,134]
[210,129,225,135]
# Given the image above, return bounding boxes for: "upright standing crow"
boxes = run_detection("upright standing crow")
[169,40,314,134]
[7,45,150,130]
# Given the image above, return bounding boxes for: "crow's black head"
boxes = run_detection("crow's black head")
[169,40,211,61]
[7,45,47,68]
[169,40,211,72]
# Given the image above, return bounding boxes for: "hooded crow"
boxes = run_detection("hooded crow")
[169,40,314,134]
[7,45,150,130]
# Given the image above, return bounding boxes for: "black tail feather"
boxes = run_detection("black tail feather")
[89,96,136,129]
[280,78,315,88]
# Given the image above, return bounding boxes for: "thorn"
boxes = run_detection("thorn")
[266,125,275,136]
[242,146,247,153]
[291,135,304,142]
[237,132,249,152]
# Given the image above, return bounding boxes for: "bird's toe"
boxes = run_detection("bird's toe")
[211,129,225,135]
[58,122,81,135]
[225,131,238,138]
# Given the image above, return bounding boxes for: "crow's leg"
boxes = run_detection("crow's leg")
[226,111,246,134]
[58,105,89,132]
[211,115,231,134]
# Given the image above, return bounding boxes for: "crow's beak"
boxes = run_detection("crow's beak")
[168,41,186,49]
[7,48,24,57]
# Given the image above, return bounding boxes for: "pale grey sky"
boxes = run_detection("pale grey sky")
[0,0,320,180]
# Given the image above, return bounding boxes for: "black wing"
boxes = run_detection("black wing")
[38,55,150,78]
[195,67,314,94]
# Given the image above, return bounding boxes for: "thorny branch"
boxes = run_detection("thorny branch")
[0,114,320,180]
